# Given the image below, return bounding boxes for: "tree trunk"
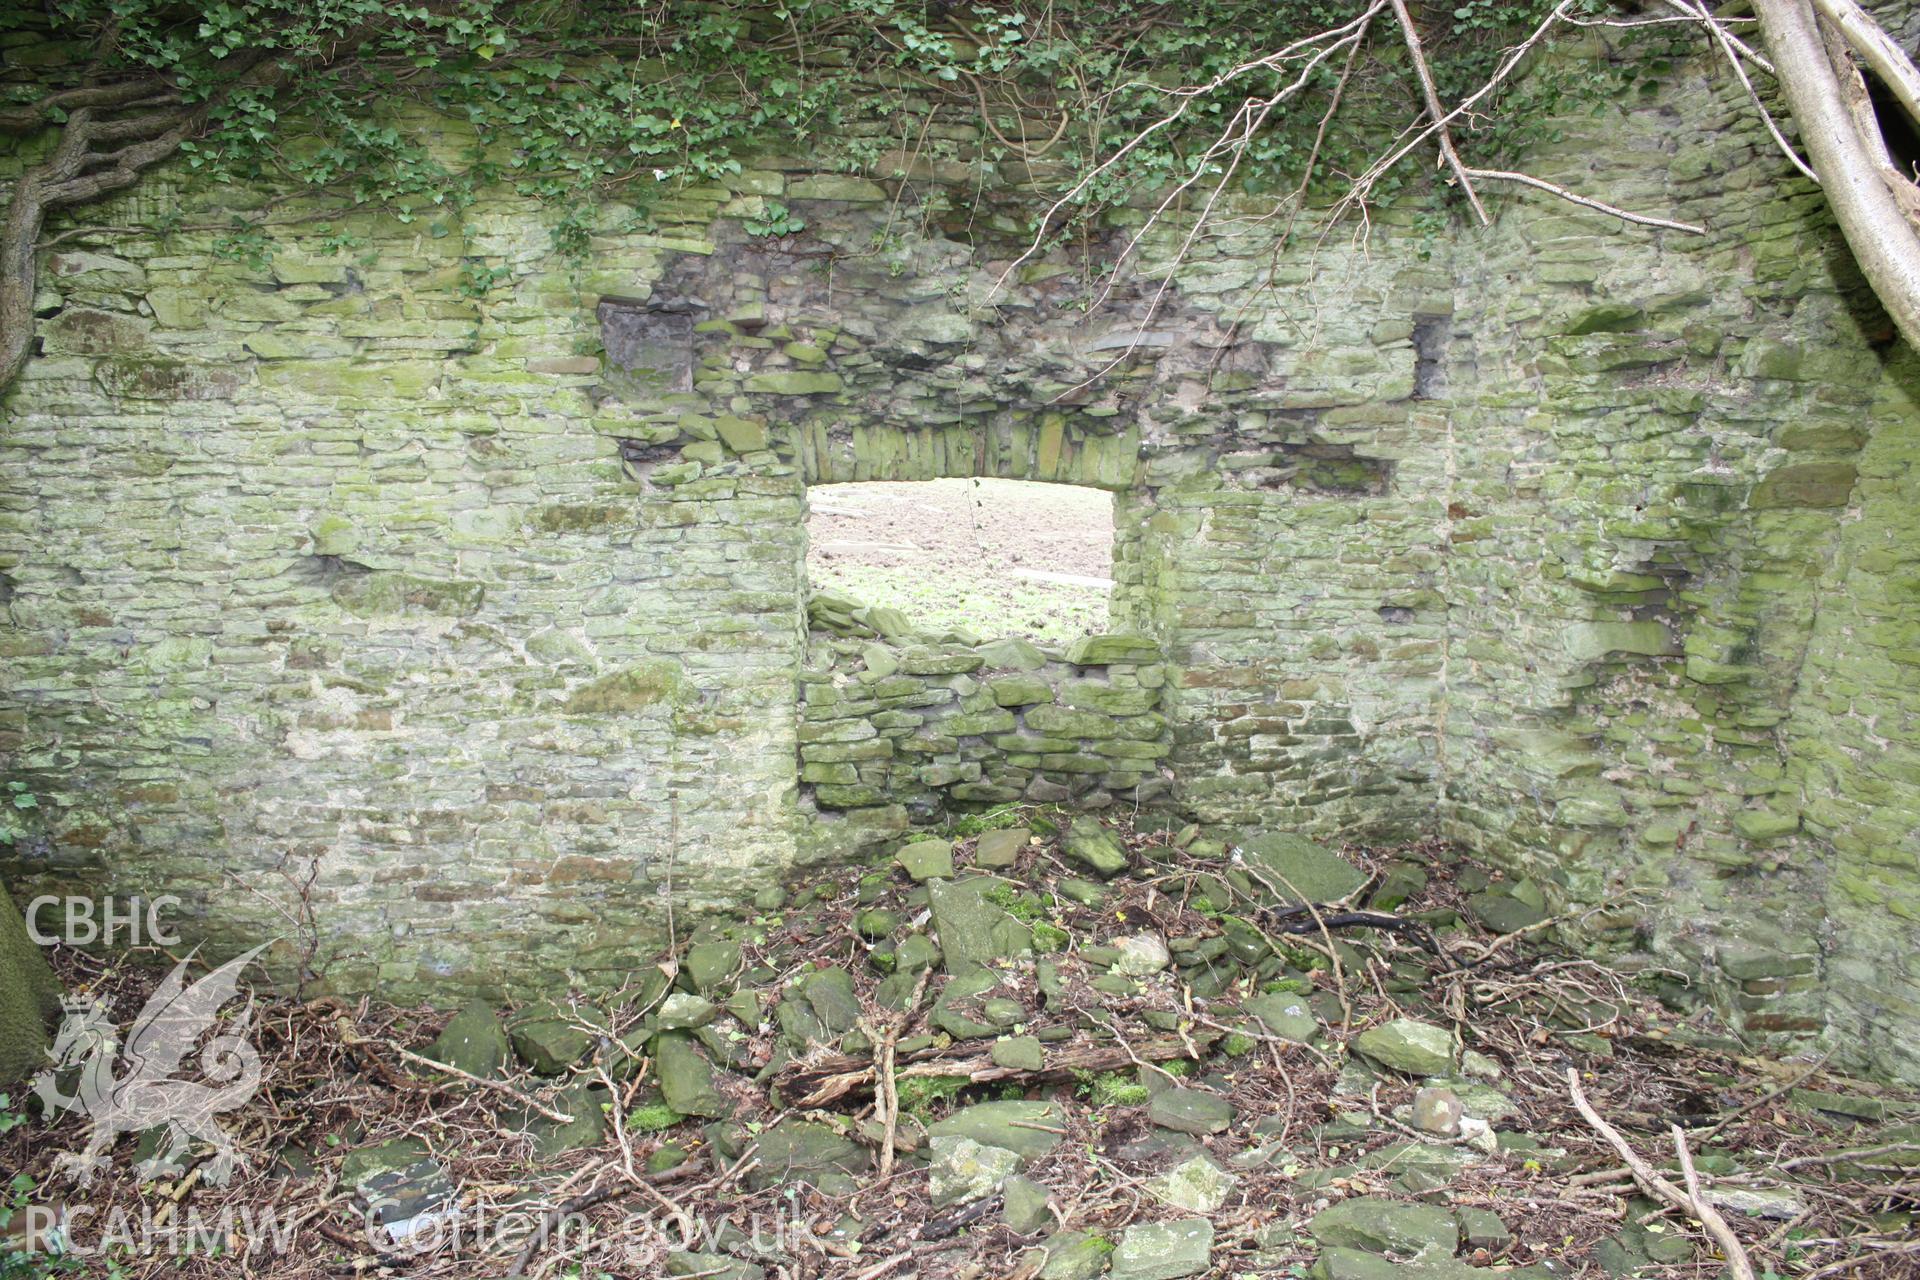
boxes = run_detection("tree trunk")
[1755,0,1920,349]
[0,102,193,398]
[0,166,50,397]
[0,881,60,1084]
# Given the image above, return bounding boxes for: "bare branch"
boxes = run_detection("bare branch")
[988,0,1389,296]
[1460,166,1706,232]
[1089,18,1375,322]
[1813,0,1920,135]
[1674,1123,1760,1280]
[1661,0,1776,73]
[1387,0,1489,225]
[1335,0,1574,223]
[1677,0,1818,182]
[1567,1068,1758,1280]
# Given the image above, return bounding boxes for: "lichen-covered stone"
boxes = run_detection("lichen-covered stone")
[1110,1218,1213,1280]
[896,838,956,881]
[1147,1088,1235,1136]
[1352,1019,1456,1076]
[1238,833,1366,904]
[1309,1196,1457,1256]
[1062,817,1130,878]
[655,1031,731,1119]
[927,1100,1066,1163]
[929,1135,1021,1206]
[429,1000,511,1079]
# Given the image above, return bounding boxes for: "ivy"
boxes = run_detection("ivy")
[6,1,1637,251]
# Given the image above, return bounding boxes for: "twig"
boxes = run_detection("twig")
[1458,167,1706,233]
[1566,1068,1755,1280]
[872,967,933,1179]
[1799,1237,1920,1280]
[1693,1052,1831,1143]
[1674,1123,1758,1280]
[326,1009,576,1125]
[1387,0,1489,225]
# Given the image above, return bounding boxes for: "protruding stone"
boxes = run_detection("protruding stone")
[927,1100,1066,1163]
[1110,1217,1213,1280]
[928,877,1030,972]
[974,828,1029,868]
[929,1135,1021,1206]
[1148,1155,1236,1213]
[1064,634,1160,665]
[991,1035,1045,1072]
[509,1011,595,1075]
[1309,1195,1457,1255]
[428,1000,511,1079]
[1237,833,1366,903]
[975,637,1049,671]
[1411,1086,1463,1137]
[1039,1231,1116,1280]
[1111,933,1170,977]
[1353,1018,1456,1076]
[657,992,719,1030]
[655,1031,731,1118]
[1242,993,1318,1043]
[1062,816,1130,878]
[684,941,742,994]
[1003,1174,1053,1231]
[896,838,956,881]
[745,1120,869,1191]
[1147,1088,1234,1135]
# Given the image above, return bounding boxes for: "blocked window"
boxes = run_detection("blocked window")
[805,479,1115,645]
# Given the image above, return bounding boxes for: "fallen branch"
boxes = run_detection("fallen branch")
[1567,1068,1757,1280]
[868,967,933,1178]
[320,1002,576,1124]
[775,1033,1216,1109]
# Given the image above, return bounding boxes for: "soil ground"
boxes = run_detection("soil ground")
[806,479,1115,646]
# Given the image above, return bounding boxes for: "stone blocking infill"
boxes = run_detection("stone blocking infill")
[799,631,1171,822]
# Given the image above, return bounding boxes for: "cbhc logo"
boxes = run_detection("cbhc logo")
[26,895,182,947]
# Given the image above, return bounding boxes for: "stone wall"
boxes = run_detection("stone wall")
[3,26,1919,1076]
[798,631,1172,831]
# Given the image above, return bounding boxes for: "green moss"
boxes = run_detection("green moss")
[1073,1070,1149,1107]
[562,662,689,714]
[626,1102,686,1132]
[897,1074,970,1120]
[1031,921,1070,953]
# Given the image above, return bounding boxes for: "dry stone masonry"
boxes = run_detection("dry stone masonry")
[799,631,1172,828]
[3,22,1920,1084]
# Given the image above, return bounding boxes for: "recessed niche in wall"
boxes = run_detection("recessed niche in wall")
[597,297,693,396]
[806,479,1115,646]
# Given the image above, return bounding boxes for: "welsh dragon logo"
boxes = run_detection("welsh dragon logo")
[31,944,269,1187]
